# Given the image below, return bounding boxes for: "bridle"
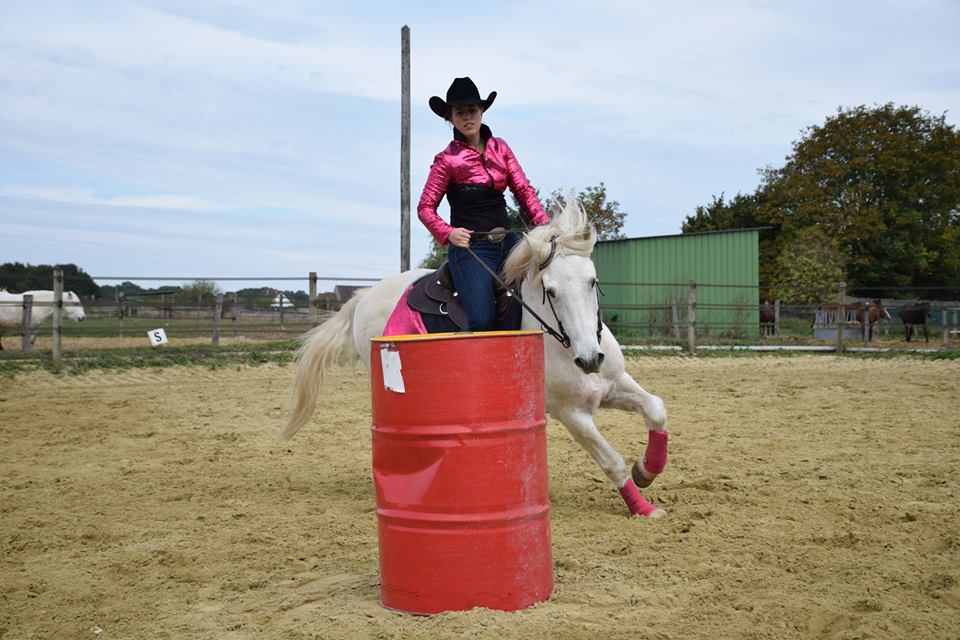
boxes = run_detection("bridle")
[465,233,604,349]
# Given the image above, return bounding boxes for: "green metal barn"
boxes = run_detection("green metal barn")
[593,228,762,339]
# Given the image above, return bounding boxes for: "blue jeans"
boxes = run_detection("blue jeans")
[448,234,519,331]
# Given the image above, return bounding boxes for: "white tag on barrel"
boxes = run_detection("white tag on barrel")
[379,345,405,393]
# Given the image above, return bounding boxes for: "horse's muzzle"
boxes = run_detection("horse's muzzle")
[574,352,604,374]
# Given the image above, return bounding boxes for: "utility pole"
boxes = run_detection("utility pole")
[400,25,411,272]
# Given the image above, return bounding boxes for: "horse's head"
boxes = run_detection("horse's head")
[503,192,604,373]
[871,299,891,322]
[63,291,86,322]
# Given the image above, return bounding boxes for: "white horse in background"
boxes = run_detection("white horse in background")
[282,197,671,518]
[0,290,87,349]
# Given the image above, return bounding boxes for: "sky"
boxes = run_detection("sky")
[2,0,958,293]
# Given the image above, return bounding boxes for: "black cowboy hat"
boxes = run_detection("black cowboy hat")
[429,77,497,119]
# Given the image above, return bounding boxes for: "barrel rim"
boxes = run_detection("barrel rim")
[371,329,543,343]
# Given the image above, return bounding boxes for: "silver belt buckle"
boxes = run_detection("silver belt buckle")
[485,227,507,243]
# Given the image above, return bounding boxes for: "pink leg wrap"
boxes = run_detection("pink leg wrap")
[618,478,658,517]
[643,430,669,475]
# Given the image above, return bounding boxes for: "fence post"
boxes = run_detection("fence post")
[774,299,781,337]
[52,268,63,368]
[231,292,238,336]
[943,304,950,347]
[116,289,124,336]
[670,297,680,339]
[212,294,223,345]
[21,294,33,352]
[309,271,318,323]
[862,301,870,348]
[687,281,697,353]
[836,281,846,353]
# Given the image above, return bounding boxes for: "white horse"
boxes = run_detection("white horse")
[0,290,87,349]
[282,198,670,518]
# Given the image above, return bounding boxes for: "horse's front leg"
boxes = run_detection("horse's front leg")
[552,405,666,519]
[601,372,669,490]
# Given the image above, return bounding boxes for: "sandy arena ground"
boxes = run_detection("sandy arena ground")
[1,356,958,639]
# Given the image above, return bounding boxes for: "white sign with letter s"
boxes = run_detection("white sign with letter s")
[148,328,169,347]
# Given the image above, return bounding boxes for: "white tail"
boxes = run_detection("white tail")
[278,291,367,441]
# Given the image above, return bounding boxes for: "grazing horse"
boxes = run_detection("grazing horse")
[0,290,87,350]
[900,302,931,342]
[282,197,670,518]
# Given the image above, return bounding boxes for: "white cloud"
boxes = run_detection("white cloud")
[0,186,231,211]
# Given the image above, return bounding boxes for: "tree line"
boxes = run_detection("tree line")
[421,103,959,302]
[0,264,308,305]
[683,104,960,302]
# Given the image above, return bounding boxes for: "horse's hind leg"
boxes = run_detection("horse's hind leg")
[601,373,669,489]
[553,405,665,518]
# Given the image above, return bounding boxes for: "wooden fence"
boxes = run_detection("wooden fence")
[4,274,959,363]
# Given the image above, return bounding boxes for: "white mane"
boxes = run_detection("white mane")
[502,192,597,285]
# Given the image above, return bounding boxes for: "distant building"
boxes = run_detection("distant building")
[334,285,365,304]
[593,228,763,337]
[270,293,295,308]
[316,292,338,310]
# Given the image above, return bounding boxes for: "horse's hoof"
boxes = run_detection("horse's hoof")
[632,459,656,488]
[633,507,667,519]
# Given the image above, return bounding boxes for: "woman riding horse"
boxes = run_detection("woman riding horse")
[418,77,550,331]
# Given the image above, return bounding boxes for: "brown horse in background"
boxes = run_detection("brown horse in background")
[900,302,931,342]
[759,303,776,335]
[850,299,891,341]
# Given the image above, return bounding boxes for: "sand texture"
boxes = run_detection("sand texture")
[1,356,958,639]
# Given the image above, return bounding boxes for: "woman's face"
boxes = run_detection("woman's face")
[450,104,483,137]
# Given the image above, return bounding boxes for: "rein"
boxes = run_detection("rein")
[463,242,570,348]
[463,234,604,349]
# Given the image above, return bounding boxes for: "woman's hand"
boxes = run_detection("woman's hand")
[448,227,473,248]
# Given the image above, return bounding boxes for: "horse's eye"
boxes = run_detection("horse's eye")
[545,288,556,298]
[590,278,597,289]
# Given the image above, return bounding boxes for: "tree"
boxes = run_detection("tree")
[683,192,763,233]
[419,239,446,269]
[761,104,960,295]
[685,104,960,297]
[769,227,846,305]
[179,279,221,304]
[0,262,99,297]
[550,183,627,240]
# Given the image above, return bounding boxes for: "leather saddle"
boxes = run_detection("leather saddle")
[406,262,521,332]
[407,263,469,331]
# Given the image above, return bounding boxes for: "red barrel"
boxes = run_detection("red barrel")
[370,330,552,614]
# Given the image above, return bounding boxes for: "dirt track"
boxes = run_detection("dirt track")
[1,356,958,639]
